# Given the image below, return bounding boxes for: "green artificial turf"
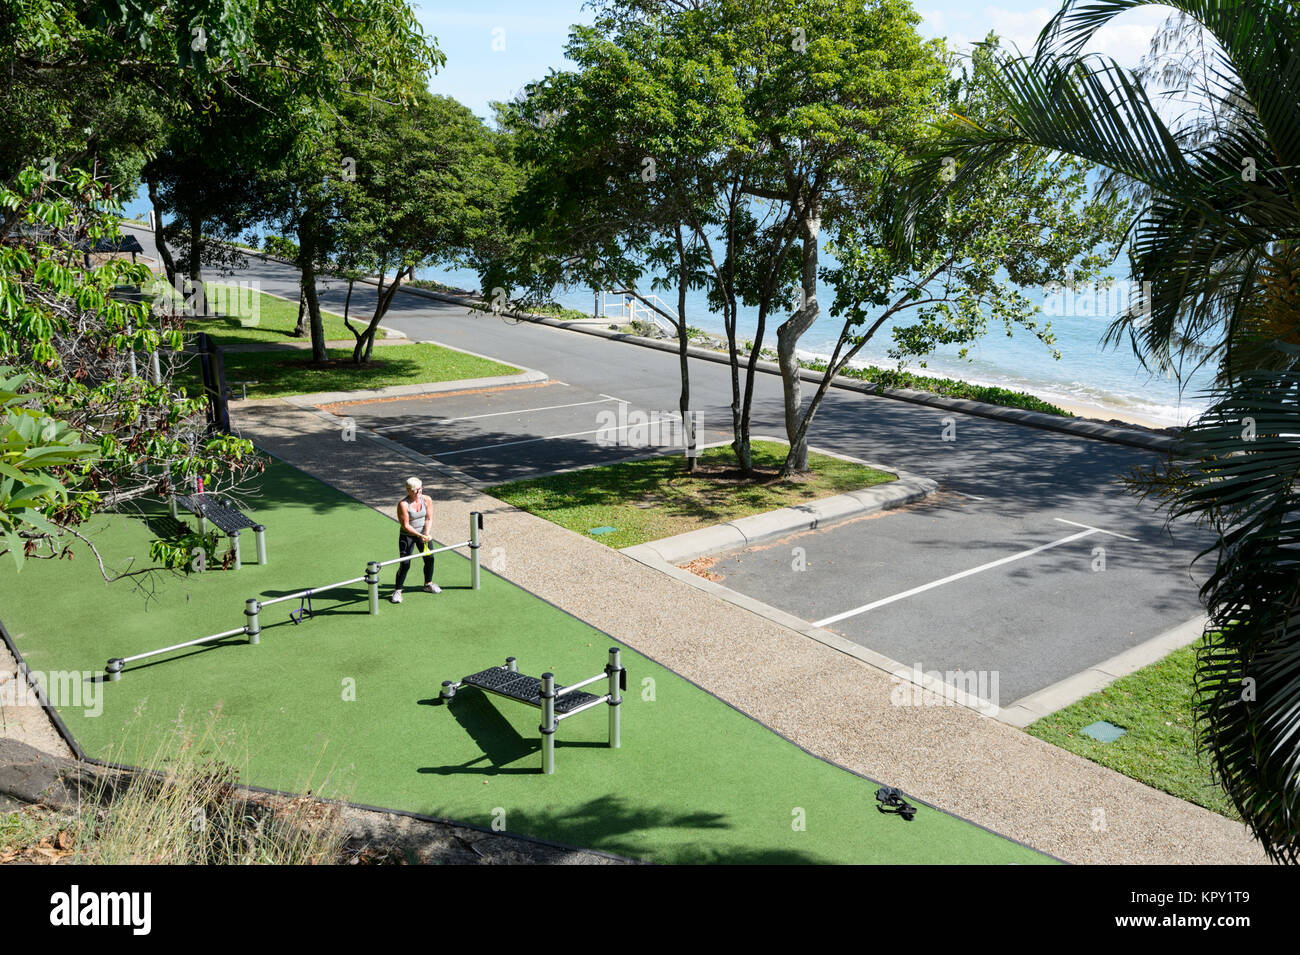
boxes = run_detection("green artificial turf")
[1,459,1049,864]
[1026,637,1237,820]
[490,441,897,549]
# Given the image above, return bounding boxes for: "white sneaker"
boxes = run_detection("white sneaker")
[423,583,441,594]
[390,590,403,604]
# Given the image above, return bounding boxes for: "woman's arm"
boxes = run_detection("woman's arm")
[420,495,433,541]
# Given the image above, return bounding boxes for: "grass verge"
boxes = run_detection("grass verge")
[178,343,520,400]
[189,284,357,345]
[489,440,895,549]
[1026,635,1236,820]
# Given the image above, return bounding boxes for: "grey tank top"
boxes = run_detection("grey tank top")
[407,496,427,533]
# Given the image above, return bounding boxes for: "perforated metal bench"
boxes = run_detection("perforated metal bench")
[171,493,266,568]
[441,649,626,774]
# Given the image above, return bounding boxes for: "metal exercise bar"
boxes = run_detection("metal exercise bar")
[106,626,249,681]
[375,540,469,569]
[555,672,608,696]
[608,647,623,749]
[366,561,380,615]
[107,516,487,680]
[470,511,482,590]
[554,694,611,721]
[541,672,556,775]
[258,575,367,608]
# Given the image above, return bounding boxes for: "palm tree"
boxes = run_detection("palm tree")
[904,0,1300,861]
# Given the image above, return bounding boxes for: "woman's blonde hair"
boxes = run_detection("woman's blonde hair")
[405,477,422,491]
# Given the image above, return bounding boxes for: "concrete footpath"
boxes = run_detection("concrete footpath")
[230,397,1266,865]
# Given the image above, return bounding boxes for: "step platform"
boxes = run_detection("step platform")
[461,666,601,715]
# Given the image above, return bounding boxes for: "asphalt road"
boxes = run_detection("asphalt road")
[133,228,1215,706]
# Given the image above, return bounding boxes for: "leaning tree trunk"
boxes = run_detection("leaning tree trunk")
[293,293,307,337]
[296,212,328,363]
[145,177,177,288]
[776,207,821,476]
[187,210,206,316]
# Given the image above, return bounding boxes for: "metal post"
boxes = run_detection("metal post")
[469,511,482,590]
[440,680,457,702]
[608,647,622,749]
[540,672,556,775]
[199,513,207,536]
[231,530,241,570]
[254,525,266,564]
[366,561,380,616]
[126,320,137,378]
[244,599,261,645]
[170,496,178,520]
[506,656,517,673]
[106,658,123,682]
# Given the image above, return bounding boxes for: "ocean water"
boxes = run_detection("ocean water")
[423,258,1217,426]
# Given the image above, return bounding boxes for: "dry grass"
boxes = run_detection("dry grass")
[1,712,351,865]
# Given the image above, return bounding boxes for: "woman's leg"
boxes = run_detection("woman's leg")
[422,554,435,586]
[395,535,414,590]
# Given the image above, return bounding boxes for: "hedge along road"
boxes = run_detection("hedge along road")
[130,226,1216,708]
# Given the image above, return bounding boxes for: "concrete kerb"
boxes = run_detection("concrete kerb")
[997,614,1209,727]
[621,436,937,564]
[624,542,1209,727]
[270,339,547,408]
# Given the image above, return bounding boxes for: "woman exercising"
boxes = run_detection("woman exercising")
[392,477,439,603]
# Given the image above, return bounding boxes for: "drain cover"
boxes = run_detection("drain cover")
[588,526,617,536]
[1082,720,1127,742]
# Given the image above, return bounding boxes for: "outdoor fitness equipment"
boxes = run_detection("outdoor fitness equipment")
[172,491,266,570]
[105,512,484,681]
[439,649,626,774]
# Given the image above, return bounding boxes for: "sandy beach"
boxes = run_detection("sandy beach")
[1054,398,1182,432]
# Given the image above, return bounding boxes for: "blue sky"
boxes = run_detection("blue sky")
[413,1,1175,119]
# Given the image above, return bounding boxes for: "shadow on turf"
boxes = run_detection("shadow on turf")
[418,692,614,775]
[416,694,829,862]
[422,794,826,865]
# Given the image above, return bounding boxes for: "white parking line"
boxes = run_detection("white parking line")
[431,417,680,457]
[372,396,617,432]
[813,528,1100,628]
[1053,517,1139,541]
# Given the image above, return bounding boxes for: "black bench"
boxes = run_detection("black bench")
[459,665,602,714]
[440,650,626,774]
[171,493,267,568]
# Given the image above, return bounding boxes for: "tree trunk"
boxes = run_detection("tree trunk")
[296,214,328,363]
[776,206,821,476]
[145,176,176,288]
[359,271,404,363]
[344,278,363,363]
[293,292,307,337]
[188,210,206,316]
[675,226,695,474]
